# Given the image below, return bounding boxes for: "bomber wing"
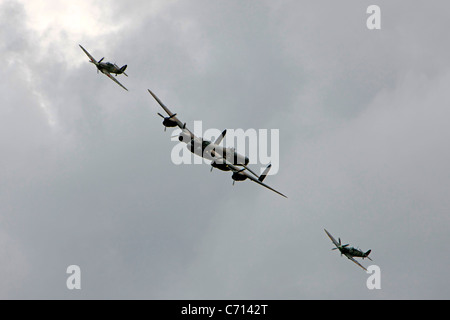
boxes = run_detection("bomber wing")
[147,89,195,139]
[216,156,287,198]
[239,167,287,198]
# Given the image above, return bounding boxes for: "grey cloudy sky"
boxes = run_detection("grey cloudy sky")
[1,0,449,299]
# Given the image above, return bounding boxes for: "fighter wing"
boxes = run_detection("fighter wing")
[79,45,97,64]
[345,254,367,271]
[324,229,340,248]
[147,89,195,138]
[104,71,128,91]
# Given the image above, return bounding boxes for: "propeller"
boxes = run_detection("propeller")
[158,113,178,131]
[210,156,219,172]
[95,58,104,74]
[339,238,349,248]
[332,237,349,250]
[213,129,227,145]
[232,168,246,185]
[158,113,177,119]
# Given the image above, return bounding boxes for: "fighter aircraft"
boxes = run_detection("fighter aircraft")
[148,89,287,198]
[324,229,372,271]
[79,45,128,91]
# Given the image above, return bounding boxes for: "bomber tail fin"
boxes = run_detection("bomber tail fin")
[364,250,372,260]
[214,130,227,145]
[258,164,272,182]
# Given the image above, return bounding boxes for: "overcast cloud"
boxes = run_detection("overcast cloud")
[0,0,449,299]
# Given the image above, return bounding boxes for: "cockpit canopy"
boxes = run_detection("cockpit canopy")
[202,140,211,150]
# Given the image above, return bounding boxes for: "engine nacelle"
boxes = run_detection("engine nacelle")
[232,172,247,182]
[163,118,177,129]
[211,160,231,172]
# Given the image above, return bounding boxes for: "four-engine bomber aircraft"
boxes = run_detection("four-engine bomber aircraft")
[148,89,287,198]
[324,229,372,271]
[79,45,129,91]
